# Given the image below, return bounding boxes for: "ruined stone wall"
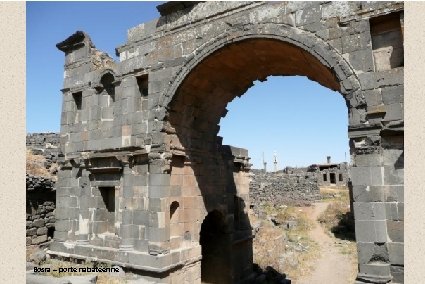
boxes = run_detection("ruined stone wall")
[27,133,61,171]
[26,174,56,245]
[26,133,59,246]
[249,170,320,211]
[27,132,60,148]
[51,2,404,283]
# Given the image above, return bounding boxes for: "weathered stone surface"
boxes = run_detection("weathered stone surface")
[49,1,404,283]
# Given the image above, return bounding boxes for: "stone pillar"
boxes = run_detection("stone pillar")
[120,162,135,251]
[351,129,403,283]
[147,153,171,255]
[76,171,90,244]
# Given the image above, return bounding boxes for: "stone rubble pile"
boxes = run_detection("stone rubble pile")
[27,174,56,245]
[26,133,59,246]
[26,200,55,245]
[26,174,55,191]
[27,133,61,171]
[249,169,320,213]
[26,132,60,148]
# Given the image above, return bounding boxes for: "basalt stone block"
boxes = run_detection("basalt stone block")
[135,240,149,252]
[32,235,48,245]
[357,242,375,265]
[385,202,403,221]
[383,103,403,122]
[120,224,139,239]
[74,245,93,257]
[104,237,121,249]
[352,185,385,202]
[93,208,109,221]
[93,221,108,234]
[384,167,403,185]
[147,227,169,242]
[351,166,384,186]
[390,265,404,283]
[116,251,130,264]
[133,210,149,226]
[358,263,391,282]
[387,220,403,242]
[384,185,404,202]
[54,231,68,242]
[355,220,388,242]
[37,227,48,236]
[354,202,386,221]
[388,242,404,265]
[33,219,45,228]
[349,49,374,72]
[89,236,104,247]
[122,209,133,224]
[128,252,152,267]
[27,227,37,236]
[123,186,134,198]
[148,185,170,198]
[383,149,404,167]
[381,85,403,105]
[355,153,382,167]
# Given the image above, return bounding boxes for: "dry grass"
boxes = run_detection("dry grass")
[26,150,57,180]
[317,187,354,240]
[251,205,320,279]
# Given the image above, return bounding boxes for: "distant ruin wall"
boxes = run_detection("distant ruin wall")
[26,174,56,245]
[26,133,59,246]
[249,170,321,212]
[26,132,60,148]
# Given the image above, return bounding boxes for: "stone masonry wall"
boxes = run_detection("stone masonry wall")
[26,174,56,245]
[27,132,60,148]
[26,133,60,246]
[249,170,320,213]
[52,2,404,283]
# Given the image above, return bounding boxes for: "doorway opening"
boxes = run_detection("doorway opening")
[200,210,231,283]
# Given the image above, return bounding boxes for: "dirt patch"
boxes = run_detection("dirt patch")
[250,205,320,280]
[294,188,358,284]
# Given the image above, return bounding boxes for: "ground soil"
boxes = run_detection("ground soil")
[294,201,355,284]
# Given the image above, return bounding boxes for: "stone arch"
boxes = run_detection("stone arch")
[161,27,359,283]
[159,24,361,118]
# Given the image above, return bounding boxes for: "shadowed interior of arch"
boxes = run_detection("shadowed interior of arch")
[167,38,342,141]
[165,38,347,283]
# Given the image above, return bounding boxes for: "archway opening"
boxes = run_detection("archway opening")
[199,210,231,284]
[165,37,353,282]
[216,74,352,279]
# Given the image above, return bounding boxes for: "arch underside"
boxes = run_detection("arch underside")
[167,38,342,151]
[165,38,347,283]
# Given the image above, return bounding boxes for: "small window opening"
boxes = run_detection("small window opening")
[330,173,336,184]
[47,227,55,239]
[72,92,82,110]
[137,75,149,97]
[170,201,179,220]
[370,12,404,71]
[101,73,115,102]
[323,173,327,182]
[339,173,343,182]
[99,186,115,212]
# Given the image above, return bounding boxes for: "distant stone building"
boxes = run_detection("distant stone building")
[308,162,349,187]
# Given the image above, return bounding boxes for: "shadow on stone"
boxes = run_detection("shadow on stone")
[252,264,291,284]
[330,211,355,241]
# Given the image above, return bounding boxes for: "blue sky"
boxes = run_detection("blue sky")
[27,2,349,169]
